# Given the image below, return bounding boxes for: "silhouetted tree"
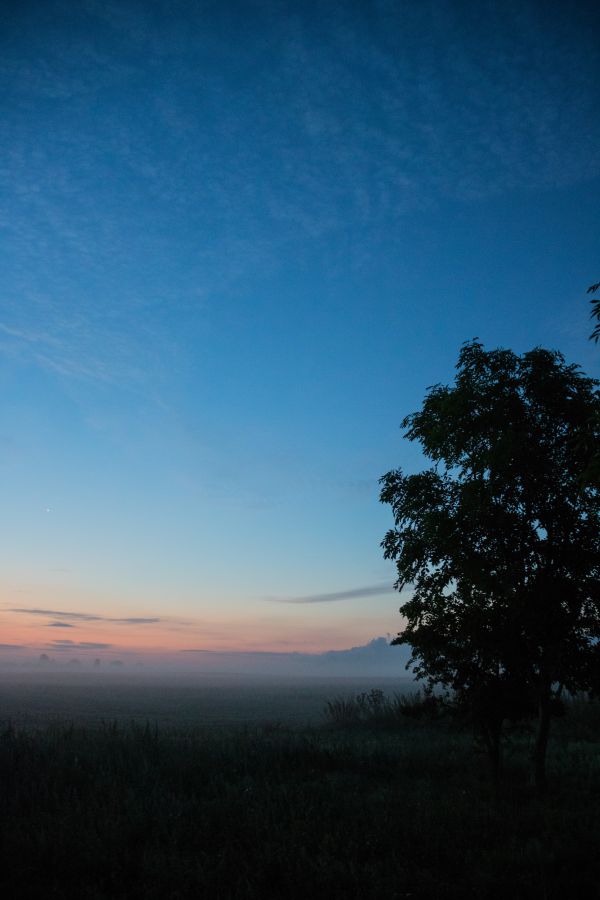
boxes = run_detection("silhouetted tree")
[582,281,600,488]
[589,281,600,344]
[380,340,600,790]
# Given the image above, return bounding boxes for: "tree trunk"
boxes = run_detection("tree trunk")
[489,722,502,786]
[533,692,551,794]
[481,717,503,784]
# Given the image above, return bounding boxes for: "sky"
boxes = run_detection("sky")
[0,0,599,668]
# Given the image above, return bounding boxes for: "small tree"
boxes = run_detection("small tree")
[380,340,600,790]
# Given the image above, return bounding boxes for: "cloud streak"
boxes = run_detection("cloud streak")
[10,608,161,624]
[49,639,112,651]
[266,583,395,604]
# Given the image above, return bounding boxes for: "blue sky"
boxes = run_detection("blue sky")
[1,0,599,660]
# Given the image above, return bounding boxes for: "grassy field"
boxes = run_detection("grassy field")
[0,676,599,898]
[0,671,411,728]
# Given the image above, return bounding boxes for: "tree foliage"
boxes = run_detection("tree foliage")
[581,281,600,486]
[380,340,600,788]
[589,280,600,344]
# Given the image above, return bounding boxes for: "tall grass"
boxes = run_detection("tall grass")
[0,696,599,898]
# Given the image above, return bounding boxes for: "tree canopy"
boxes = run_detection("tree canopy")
[380,340,600,788]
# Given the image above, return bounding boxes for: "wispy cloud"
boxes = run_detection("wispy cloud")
[1,2,598,386]
[0,322,64,348]
[0,643,25,650]
[266,583,395,604]
[49,639,112,651]
[47,621,75,628]
[10,608,161,625]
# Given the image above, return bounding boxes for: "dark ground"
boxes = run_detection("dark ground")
[0,675,599,899]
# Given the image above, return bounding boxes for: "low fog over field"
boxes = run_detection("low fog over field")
[0,636,412,678]
[0,637,414,728]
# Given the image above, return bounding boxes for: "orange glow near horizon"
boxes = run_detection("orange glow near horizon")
[0,573,398,663]
[0,604,393,660]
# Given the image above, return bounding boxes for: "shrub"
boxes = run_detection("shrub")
[324,689,441,727]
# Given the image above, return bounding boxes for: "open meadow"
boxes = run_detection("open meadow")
[0,671,410,728]
[0,674,599,899]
